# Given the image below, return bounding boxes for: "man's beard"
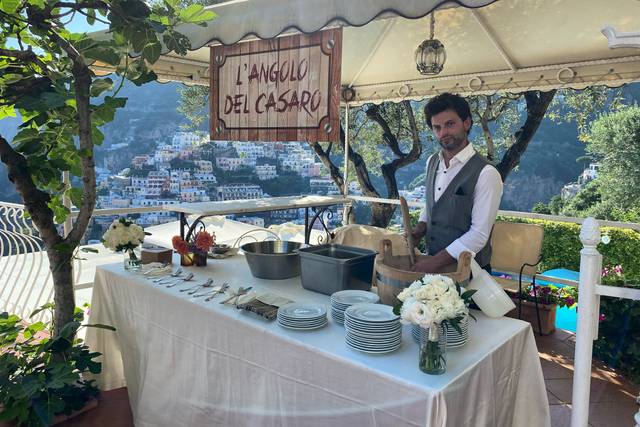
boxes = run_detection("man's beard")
[438,134,466,152]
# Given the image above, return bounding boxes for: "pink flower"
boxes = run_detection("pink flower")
[599,313,606,322]
[565,297,575,306]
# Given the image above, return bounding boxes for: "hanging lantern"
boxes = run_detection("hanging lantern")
[415,13,446,75]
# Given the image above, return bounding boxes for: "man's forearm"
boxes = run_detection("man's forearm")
[411,221,427,242]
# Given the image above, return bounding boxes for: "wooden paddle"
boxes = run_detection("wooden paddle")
[399,196,416,266]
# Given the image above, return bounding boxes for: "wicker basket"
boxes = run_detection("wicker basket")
[375,239,472,306]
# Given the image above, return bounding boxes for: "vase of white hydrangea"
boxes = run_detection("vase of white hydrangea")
[102,218,147,271]
[394,275,476,375]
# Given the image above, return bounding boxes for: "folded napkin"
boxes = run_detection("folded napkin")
[237,292,294,320]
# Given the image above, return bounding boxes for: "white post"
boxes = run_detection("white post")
[342,103,351,225]
[571,217,603,427]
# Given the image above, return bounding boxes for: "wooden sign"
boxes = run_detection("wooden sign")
[210,28,342,143]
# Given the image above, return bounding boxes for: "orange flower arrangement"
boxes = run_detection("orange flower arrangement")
[172,230,216,255]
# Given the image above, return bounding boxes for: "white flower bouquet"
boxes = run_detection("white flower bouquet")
[102,218,146,252]
[102,218,147,270]
[395,275,475,332]
[394,275,476,374]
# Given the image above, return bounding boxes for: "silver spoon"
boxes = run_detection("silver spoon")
[187,279,216,295]
[165,272,194,287]
[180,278,213,293]
[153,268,183,283]
[204,283,230,301]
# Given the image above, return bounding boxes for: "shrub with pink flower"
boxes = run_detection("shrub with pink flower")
[519,284,577,308]
[601,264,626,286]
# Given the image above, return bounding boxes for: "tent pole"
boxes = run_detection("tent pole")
[342,103,351,225]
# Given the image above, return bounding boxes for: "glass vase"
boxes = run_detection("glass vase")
[419,323,447,375]
[124,248,142,271]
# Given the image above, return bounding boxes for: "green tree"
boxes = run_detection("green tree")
[0,0,214,335]
[531,202,551,214]
[586,106,640,211]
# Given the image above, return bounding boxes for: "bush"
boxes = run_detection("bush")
[0,304,115,426]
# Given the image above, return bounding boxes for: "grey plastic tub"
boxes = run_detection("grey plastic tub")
[297,244,376,295]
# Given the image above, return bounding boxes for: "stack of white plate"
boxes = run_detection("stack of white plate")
[277,303,328,330]
[344,303,402,354]
[330,290,380,325]
[411,316,469,349]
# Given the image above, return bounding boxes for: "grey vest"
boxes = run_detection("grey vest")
[424,152,493,267]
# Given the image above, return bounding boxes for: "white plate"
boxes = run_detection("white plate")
[346,328,402,340]
[345,340,402,354]
[345,335,401,348]
[346,335,402,346]
[331,291,380,306]
[278,320,328,330]
[345,304,399,323]
[278,303,327,319]
[277,319,327,327]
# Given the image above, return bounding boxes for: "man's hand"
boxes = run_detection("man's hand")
[406,221,427,248]
[411,250,456,273]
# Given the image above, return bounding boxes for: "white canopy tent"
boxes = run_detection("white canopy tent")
[93,0,640,104]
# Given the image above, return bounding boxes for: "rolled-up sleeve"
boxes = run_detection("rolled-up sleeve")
[445,165,503,260]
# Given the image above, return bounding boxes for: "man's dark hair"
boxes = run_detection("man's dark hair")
[424,93,473,131]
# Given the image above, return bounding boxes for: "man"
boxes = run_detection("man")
[410,93,503,273]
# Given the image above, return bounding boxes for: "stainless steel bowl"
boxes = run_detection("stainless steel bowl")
[240,241,302,280]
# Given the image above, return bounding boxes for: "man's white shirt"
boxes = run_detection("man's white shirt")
[418,143,503,260]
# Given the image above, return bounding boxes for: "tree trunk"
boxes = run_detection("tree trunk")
[370,203,396,228]
[497,90,557,180]
[48,250,75,336]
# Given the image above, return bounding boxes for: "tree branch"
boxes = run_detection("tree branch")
[0,135,62,248]
[365,104,405,157]
[0,47,49,73]
[42,28,97,245]
[497,90,557,180]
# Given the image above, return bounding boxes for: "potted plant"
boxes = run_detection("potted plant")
[508,284,577,335]
[0,304,115,426]
[172,230,215,267]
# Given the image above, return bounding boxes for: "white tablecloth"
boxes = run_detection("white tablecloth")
[85,256,550,427]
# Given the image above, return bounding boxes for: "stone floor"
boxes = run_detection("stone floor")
[58,329,639,427]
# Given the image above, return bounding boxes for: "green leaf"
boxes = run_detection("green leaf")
[30,302,55,319]
[90,78,113,97]
[58,321,81,339]
[66,187,83,209]
[91,126,104,145]
[83,47,121,66]
[86,8,96,25]
[0,0,20,14]
[0,105,16,120]
[178,4,216,24]
[81,247,99,253]
[142,40,162,64]
[461,290,477,300]
[392,303,401,316]
[84,323,116,331]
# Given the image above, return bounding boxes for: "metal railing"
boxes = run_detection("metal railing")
[2,198,640,424]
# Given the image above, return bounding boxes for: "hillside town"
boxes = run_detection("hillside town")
[89,131,350,240]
